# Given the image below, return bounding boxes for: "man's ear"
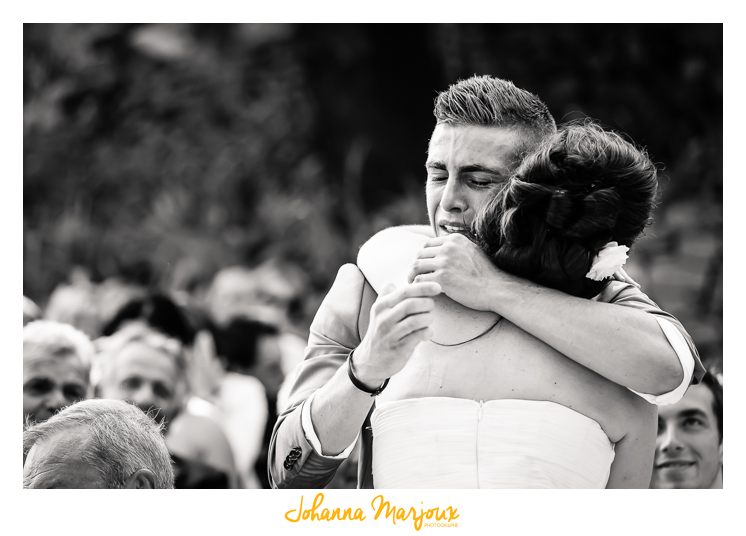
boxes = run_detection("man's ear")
[125,469,157,489]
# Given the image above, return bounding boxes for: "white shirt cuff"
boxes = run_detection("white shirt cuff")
[629,317,695,405]
[301,390,358,459]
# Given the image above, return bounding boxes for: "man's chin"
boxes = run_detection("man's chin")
[653,466,699,488]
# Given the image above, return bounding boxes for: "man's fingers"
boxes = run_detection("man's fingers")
[400,326,433,346]
[418,231,471,259]
[416,243,441,259]
[390,312,434,342]
[408,258,440,282]
[412,272,438,285]
[387,297,435,323]
[423,236,447,248]
[376,281,441,309]
[371,283,399,313]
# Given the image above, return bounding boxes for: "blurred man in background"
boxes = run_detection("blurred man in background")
[23,399,173,488]
[23,320,93,425]
[95,323,187,426]
[208,261,308,379]
[43,269,103,339]
[206,261,309,487]
[651,372,723,489]
[94,323,238,487]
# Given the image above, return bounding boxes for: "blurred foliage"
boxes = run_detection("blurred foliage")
[23,23,722,365]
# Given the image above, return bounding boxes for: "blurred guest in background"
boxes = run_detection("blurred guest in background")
[205,262,309,487]
[103,291,269,487]
[43,268,102,339]
[651,372,723,489]
[95,324,187,426]
[94,323,238,488]
[23,296,41,325]
[98,292,207,400]
[210,316,279,488]
[208,261,307,378]
[101,292,196,346]
[23,320,93,425]
[23,399,173,488]
[95,276,147,330]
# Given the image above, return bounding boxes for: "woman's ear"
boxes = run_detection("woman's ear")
[125,468,157,489]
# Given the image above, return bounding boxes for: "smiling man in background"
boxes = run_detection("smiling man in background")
[651,372,723,489]
[23,320,93,425]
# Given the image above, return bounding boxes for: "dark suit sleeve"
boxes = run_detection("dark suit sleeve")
[268,263,367,488]
[598,281,706,384]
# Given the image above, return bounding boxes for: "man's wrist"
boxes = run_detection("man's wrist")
[348,350,389,396]
[485,269,541,315]
[482,270,510,315]
[349,347,387,387]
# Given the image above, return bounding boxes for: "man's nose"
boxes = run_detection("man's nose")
[659,426,685,454]
[440,177,467,213]
[45,387,68,412]
[131,384,157,408]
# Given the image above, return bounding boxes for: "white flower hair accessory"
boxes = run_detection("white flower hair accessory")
[586,241,630,281]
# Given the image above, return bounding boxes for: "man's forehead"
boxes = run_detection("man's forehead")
[23,354,87,378]
[113,342,179,373]
[24,456,105,489]
[427,123,526,166]
[429,122,524,141]
[26,424,90,466]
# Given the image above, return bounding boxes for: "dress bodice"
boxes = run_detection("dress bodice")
[371,397,615,489]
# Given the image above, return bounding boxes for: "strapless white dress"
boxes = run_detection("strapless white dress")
[371,397,615,489]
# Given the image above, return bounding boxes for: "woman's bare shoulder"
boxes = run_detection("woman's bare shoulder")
[357,225,431,292]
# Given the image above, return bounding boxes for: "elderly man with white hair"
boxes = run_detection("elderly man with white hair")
[23,320,94,425]
[94,323,239,487]
[23,399,174,488]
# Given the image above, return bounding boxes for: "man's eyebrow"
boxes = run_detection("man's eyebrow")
[459,164,506,176]
[678,409,709,419]
[23,376,54,387]
[425,162,506,176]
[425,160,446,170]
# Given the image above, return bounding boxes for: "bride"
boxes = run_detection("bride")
[358,123,659,488]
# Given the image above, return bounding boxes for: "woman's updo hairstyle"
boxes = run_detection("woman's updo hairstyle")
[474,122,658,298]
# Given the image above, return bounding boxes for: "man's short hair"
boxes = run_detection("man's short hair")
[434,75,557,157]
[701,371,723,442]
[23,320,94,369]
[23,399,174,488]
[101,293,196,345]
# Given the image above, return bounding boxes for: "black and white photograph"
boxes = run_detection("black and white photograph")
[12,12,737,536]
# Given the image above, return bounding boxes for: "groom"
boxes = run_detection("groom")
[268,75,704,488]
